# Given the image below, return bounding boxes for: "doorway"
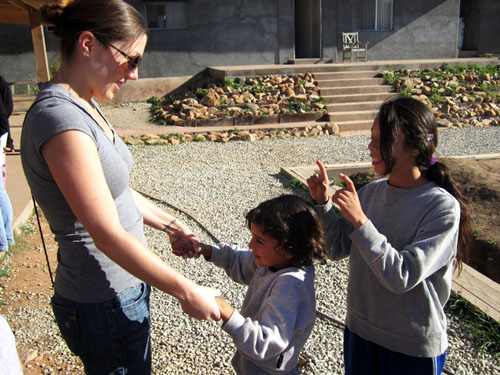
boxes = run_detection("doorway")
[294,0,322,58]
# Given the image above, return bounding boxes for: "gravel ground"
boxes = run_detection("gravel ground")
[5,126,500,374]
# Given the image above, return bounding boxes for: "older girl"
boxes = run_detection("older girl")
[308,96,471,375]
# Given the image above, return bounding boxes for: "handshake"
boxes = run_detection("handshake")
[171,237,212,259]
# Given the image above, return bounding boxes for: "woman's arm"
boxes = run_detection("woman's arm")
[129,189,198,246]
[41,130,220,320]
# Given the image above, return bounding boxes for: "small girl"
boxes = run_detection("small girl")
[307,96,472,375]
[173,194,326,375]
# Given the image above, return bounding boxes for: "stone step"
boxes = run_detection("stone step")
[313,70,379,80]
[288,58,333,64]
[320,85,392,96]
[322,92,398,104]
[332,119,374,132]
[326,101,383,112]
[13,95,36,113]
[316,77,385,87]
[328,110,378,123]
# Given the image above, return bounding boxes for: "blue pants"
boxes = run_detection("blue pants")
[51,282,151,375]
[0,183,14,251]
[344,327,447,375]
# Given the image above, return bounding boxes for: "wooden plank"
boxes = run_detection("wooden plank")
[453,263,500,322]
[29,7,50,82]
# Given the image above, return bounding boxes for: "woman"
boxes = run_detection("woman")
[307,97,471,375]
[20,1,219,374]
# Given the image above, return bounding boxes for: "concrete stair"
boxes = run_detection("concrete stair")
[313,67,398,132]
[13,95,36,113]
[287,58,333,64]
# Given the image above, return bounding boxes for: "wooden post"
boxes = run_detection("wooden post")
[29,8,50,82]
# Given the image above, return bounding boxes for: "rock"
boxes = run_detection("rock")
[283,87,295,97]
[168,137,180,145]
[421,86,432,95]
[200,92,220,106]
[123,136,144,145]
[227,106,243,114]
[142,133,160,140]
[244,103,260,113]
[182,98,199,106]
[240,92,255,102]
[324,122,340,135]
[436,118,453,128]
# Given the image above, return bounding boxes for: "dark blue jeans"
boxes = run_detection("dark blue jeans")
[344,327,447,375]
[51,282,151,375]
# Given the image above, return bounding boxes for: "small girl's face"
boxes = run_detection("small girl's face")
[248,222,292,269]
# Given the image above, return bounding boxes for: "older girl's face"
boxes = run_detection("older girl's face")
[368,116,417,177]
[90,34,147,101]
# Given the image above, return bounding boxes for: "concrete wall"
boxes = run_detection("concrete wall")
[461,0,500,54]
[132,0,295,78]
[335,0,461,62]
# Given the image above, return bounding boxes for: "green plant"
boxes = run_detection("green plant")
[330,177,345,189]
[287,98,312,112]
[287,178,307,191]
[350,173,371,190]
[225,78,242,90]
[195,87,211,97]
[399,87,414,97]
[473,228,482,236]
[445,292,500,358]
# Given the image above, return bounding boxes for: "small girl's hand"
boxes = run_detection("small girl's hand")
[171,237,199,258]
[307,160,330,205]
[332,173,368,229]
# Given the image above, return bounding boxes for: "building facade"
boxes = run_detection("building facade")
[0,0,498,82]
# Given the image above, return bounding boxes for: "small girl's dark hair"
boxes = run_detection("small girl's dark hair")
[246,195,326,268]
[40,0,148,60]
[377,96,472,273]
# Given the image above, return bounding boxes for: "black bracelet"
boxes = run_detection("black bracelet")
[163,218,177,232]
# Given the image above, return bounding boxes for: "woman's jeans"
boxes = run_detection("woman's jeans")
[51,282,151,375]
[0,182,14,251]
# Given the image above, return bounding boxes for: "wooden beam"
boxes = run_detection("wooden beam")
[452,263,500,322]
[29,7,50,82]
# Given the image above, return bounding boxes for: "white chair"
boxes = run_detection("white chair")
[342,32,369,62]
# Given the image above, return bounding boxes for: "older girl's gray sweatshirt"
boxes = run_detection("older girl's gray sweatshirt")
[316,178,460,357]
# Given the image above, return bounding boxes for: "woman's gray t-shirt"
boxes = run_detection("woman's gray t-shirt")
[21,83,143,303]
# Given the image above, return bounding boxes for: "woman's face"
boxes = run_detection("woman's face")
[90,34,147,101]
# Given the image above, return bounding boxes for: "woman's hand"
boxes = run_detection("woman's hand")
[332,173,368,229]
[179,281,221,320]
[307,160,330,205]
[171,237,199,258]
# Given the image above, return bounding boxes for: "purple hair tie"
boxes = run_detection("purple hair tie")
[428,157,436,168]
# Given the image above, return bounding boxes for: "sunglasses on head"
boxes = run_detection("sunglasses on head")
[107,42,142,72]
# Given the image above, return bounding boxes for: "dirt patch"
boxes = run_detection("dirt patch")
[445,157,500,283]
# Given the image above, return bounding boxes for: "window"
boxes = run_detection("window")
[361,0,393,31]
[144,1,188,29]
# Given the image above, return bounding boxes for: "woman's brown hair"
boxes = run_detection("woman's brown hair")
[41,0,148,60]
